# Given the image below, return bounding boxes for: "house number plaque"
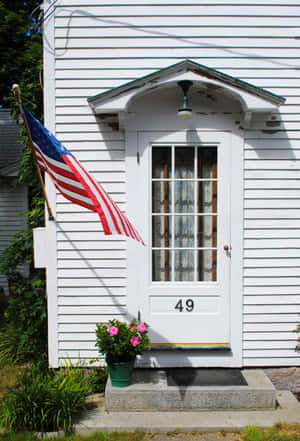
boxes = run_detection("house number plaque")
[174,299,194,312]
[150,296,219,314]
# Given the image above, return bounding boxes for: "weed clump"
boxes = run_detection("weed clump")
[243,424,300,441]
[0,361,89,433]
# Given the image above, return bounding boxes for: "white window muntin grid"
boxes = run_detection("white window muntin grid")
[151,143,218,282]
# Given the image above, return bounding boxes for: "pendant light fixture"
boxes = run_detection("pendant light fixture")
[177,80,193,119]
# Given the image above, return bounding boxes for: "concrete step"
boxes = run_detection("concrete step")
[105,368,276,411]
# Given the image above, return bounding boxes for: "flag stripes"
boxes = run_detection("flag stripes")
[24,106,144,245]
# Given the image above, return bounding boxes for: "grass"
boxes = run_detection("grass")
[0,430,146,441]
[0,425,299,441]
[0,363,26,402]
[243,424,300,441]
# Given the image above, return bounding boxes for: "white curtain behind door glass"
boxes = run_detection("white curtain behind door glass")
[152,146,217,282]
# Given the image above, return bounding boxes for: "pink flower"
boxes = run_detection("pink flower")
[137,323,147,333]
[109,326,118,336]
[131,325,136,330]
[131,336,139,347]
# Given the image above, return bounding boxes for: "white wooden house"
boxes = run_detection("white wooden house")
[36,0,300,368]
[0,109,28,296]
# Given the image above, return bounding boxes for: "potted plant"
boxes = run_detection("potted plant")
[95,318,149,387]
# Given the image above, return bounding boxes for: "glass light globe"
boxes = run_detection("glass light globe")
[177,109,193,119]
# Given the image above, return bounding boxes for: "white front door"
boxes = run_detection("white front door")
[127,131,231,349]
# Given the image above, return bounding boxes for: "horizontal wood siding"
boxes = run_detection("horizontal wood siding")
[244,133,300,366]
[51,0,300,365]
[0,182,28,295]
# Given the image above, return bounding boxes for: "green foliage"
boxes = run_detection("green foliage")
[0,432,40,441]
[0,327,23,366]
[296,324,300,352]
[0,1,46,366]
[86,366,108,394]
[0,276,47,364]
[0,288,7,325]
[95,319,149,363]
[0,362,89,433]
[0,429,146,441]
[242,425,300,441]
[0,0,43,114]
[0,230,33,281]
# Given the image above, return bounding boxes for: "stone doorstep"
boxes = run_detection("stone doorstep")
[74,391,300,434]
[105,369,277,412]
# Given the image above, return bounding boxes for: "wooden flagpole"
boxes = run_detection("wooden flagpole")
[12,84,54,221]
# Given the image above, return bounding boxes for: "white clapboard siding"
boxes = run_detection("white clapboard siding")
[55,37,300,50]
[245,323,298,333]
[57,193,126,205]
[244,331,297,341]
[244,314,299,323]
[56,123,122,133]
[49,0,300,365]
[59,314,127,323]
[57,240,126,251]
[244,128,300,365]
[59,287,126,295]
[55,58,300,72]
[58,321,124,334]
[58,279,126,288]
[58,268,126,278]
[244,295,300,304]
[57,259,125,269]
[55,15,300,27]
[55,26,300,39]
[58,296,126,306]
[244,341,297,350]
[58,250,126,259]
[57,0,300,5]
[0,183,28,295]
[243,358,299,367]
[60,333,98,341]
[55,4,300,15]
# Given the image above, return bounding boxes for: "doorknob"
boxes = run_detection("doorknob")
[224,245,232,255]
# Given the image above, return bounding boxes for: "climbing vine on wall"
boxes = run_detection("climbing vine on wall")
[0,0,47,363]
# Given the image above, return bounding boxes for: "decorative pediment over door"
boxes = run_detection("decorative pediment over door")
[88,59,285,129]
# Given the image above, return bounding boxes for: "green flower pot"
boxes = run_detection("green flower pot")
[106,357,135,387]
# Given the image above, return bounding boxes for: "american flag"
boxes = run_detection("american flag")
[23,106,144,245]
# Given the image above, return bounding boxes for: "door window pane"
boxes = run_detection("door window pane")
[152,147,171,178]
[153,250,171,281]
[175,215,194,248]
[175,147,194,178]
[198,148,218,179]
[198,250,217,281]
[198,215,217,248]
[152,181,171,213]
[152,216,171,247]
[198,182,217,213]
[175,181,194,213]
[174,250,194,281]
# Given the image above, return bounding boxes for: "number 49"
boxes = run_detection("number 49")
[174,299,194,312]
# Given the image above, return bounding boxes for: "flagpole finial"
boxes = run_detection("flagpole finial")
[12,84,20,96]
[12,84,21,104]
